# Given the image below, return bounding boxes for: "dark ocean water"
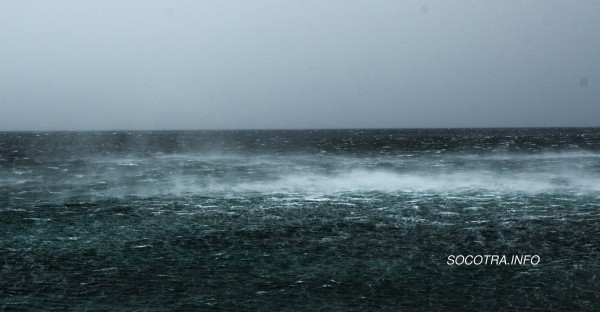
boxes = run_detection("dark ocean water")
[1,128,599,311]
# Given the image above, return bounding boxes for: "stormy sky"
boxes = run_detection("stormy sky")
[1,0,599,131]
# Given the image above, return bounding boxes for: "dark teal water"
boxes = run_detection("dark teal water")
[1,129,599,310]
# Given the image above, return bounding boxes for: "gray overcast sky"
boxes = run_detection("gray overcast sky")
[1,0,599,130]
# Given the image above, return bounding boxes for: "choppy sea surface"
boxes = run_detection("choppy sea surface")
[1,128,599,311]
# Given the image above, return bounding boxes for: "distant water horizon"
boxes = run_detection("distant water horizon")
[2,128,599,310]
[3,126,600,133]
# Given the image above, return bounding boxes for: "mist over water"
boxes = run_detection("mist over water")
[3,128,600,200]
[2,128,600,310]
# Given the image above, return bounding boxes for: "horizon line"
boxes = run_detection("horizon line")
[2,126,600,133]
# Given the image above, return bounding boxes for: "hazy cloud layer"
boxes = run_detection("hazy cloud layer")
[1,0,599,130]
